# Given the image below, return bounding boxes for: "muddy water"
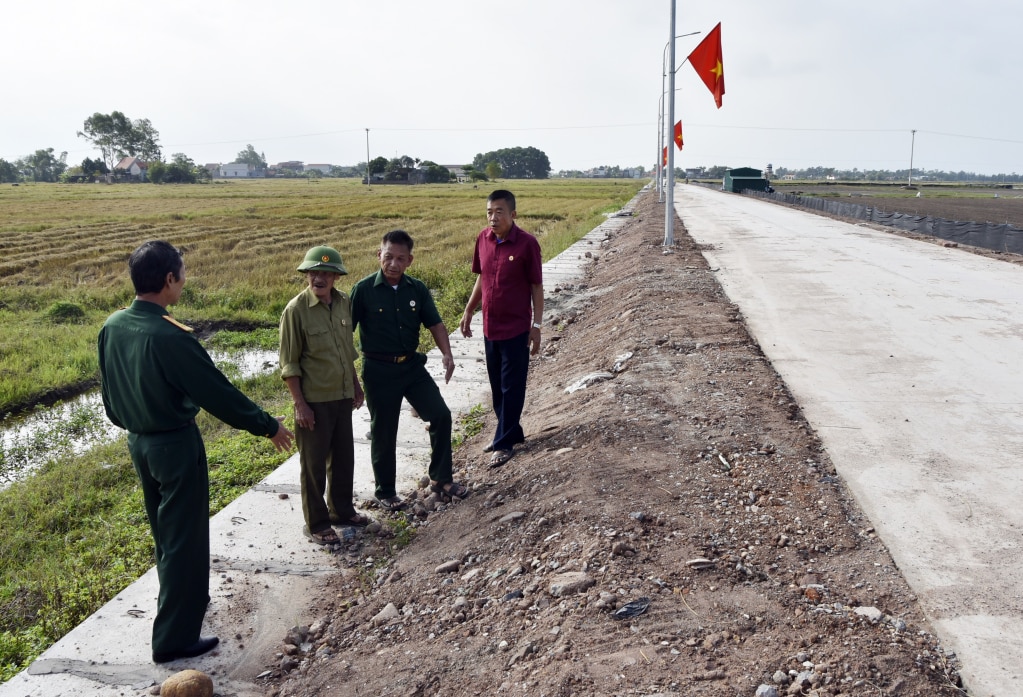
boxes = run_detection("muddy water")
[0,349,279,488]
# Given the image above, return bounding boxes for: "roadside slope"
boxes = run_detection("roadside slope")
[268,190,963,697]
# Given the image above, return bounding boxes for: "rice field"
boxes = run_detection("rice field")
[0,177,645,417]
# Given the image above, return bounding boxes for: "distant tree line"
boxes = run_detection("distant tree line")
[472,146,550,179]
[0,149,68,182]
[557,165,647,178]
[367,155,452,183]
[3,108,1018,187]
[148,154,211,184]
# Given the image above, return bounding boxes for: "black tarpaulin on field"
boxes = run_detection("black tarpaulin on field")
[744,190,1023,255]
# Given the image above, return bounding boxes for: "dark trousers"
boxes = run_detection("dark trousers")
[128,423,210,656]
[296,399,356,532]
[362,356,452,498]
[484,331,530,451]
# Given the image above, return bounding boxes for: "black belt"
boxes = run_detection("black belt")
[134,418,195,435]
[363,352,416,364]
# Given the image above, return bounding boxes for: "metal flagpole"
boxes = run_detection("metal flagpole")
[664,0,677,246]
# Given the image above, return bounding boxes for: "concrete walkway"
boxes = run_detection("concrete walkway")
[0,195,643,697]
[675,183,1023,697]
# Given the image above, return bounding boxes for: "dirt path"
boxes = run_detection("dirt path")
[264,190,964,697]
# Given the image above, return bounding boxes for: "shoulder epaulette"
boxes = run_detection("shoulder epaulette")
[162,315,194,332]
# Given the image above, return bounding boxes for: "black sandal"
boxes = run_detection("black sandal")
[332,512,372,527]
[303,526,340,545]
[430,481,469,499]
[488,449,515,468]
[376,495,407,511]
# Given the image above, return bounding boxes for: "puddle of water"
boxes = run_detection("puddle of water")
[0,349,279,488]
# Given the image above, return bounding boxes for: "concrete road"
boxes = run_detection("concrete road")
[675,183,1023,697]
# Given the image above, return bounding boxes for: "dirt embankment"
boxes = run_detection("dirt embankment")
[264,190,965,697]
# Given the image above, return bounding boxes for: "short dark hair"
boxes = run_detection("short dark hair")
[382,229,414,252]
[488,189,516,212]
[128,240,183,294]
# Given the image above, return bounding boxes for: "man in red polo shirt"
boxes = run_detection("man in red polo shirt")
[459,190,544,467]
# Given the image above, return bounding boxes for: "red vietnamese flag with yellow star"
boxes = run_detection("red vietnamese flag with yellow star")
[662,147,668,167]
[688,22,724,108]
[674,121,684,150]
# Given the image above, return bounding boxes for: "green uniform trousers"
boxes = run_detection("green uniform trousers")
[296,398,357,532]
[127,423,210,655]
[362,356,453,499]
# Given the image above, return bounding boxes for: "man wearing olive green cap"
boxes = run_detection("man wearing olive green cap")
[279,246,368,546]
[98,240,294,663]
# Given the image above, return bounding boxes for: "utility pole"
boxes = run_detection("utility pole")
[365,128,371,189]
[657,92,665,202]
[908,129,916,187]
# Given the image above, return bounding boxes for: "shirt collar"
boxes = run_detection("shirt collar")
[372,270,408,288]
[303,285,342,307]
[486,223,520,244]
[131,299,169,316]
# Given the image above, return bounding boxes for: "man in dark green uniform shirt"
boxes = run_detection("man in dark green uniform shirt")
[98,240,294,663]
[350,230,469,509]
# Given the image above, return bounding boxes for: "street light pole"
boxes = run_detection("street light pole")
[658,18,701,242]
[664,0,677,246]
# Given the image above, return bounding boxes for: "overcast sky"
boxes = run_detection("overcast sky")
[4,1,1021,175]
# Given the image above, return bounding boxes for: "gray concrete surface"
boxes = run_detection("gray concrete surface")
[675,182,1023,697]
[0,196,641,697]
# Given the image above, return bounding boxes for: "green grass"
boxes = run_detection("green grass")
[452,403,487,451]
[0,367,292,682]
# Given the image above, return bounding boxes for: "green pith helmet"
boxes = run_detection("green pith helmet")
[297,246,348,274]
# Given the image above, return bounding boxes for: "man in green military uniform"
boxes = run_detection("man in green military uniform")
[98,240,294,664]
[350,229,469,510]
[279,246,369,546]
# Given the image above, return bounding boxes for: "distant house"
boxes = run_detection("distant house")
[304,163,331,173]
[274,161,305,174]
[723,167,770,193]
[219,163,262,178]
[113,156,148,181]
[442,165,467,182]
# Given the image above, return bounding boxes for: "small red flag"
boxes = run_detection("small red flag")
[674,121,684,151]
[662,146,668,167]
[688,22,725,108]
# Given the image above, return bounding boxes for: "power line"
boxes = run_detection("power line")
[157,123,654,151]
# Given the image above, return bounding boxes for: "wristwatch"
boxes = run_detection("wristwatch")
[532,322,542,329]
